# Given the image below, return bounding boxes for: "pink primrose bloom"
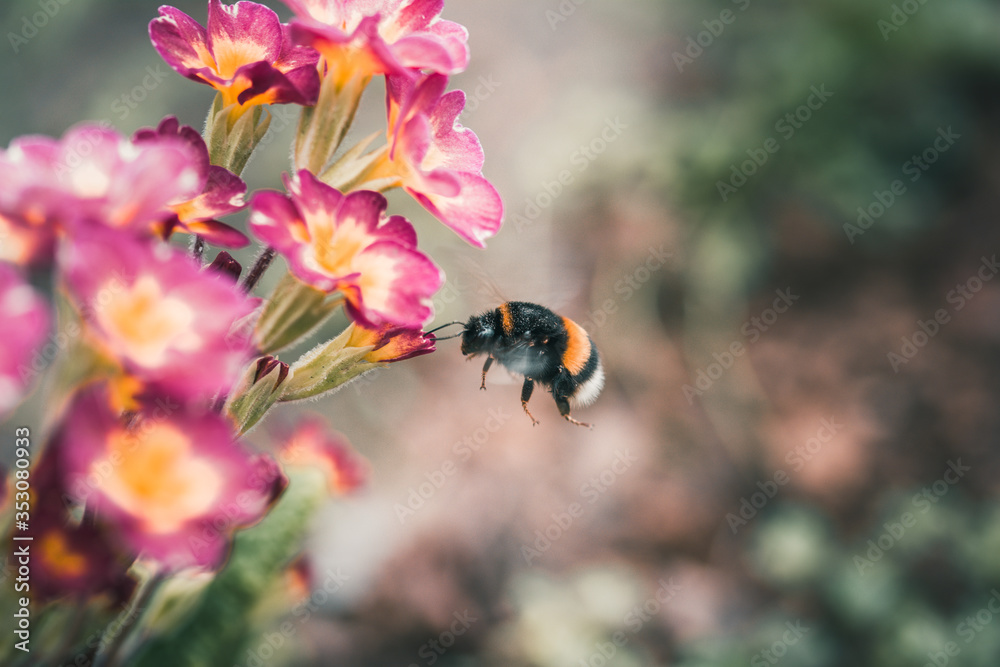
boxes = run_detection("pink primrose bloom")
[249,170,442,327]
[345,320,435,363]
[375,73,502,247]
[278,417,366,495]
[133,116,249,248]
[150,0,320,115]
[282,0,468,85]
[60,227,254,400]
[61,386,286,570]
[0,123,202,257]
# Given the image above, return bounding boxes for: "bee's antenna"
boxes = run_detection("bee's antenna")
[424,321,466,340]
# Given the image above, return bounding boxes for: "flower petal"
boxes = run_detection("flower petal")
[207,0,283,78]
[149,6,216,82]
[406,171,502,248]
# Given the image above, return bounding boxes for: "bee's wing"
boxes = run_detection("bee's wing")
[434,246,583,314]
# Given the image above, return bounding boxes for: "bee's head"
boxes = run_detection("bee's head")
[460,313,494,356]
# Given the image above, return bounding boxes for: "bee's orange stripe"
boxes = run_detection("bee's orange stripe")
[499,302,514,336]
[561,317,591,375]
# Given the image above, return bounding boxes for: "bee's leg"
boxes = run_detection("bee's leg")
[480,356,494,390]
[520,378,540,426]
[554,394,593,429]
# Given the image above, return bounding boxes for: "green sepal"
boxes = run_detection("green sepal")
[294,72,370,173]
[224,356,291,435]
[278,326,379,402]
[204,93,271,175]
[253,271,341,354]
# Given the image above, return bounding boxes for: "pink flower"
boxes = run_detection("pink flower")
[283,0,468,84]
[0,123,202,253]
[0,212,55,267]
[278,417,366,495]
[133,116,249,248]
[367,73,502,247]
[249,170,442,327]
[24,447,137,605]
[59,227,254,400]
[61,386,286,570]
[0,264,50,415]
[150,0,320,116]
[346,321,435,363]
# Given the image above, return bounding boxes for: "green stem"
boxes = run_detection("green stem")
[93,571,166,667]
[294,72,370,174]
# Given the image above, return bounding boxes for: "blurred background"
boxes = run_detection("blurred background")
[3,0,1000,665]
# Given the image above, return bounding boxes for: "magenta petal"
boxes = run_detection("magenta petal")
[429,90,485,172]
[0,264,50,414]
[396,0,445,32]
[248,189,303,250]
[338,189,389,233]
[343,239,442,327]
[149,6,213,82]
[182,220,250,248]
[422,19,469,71]
[287,169,345,221]
[392,33,462,74]
[134,116,211,187]
[277,24,322,69]
[378,214,418,249]
[408,172,503,248]
[199,165,247,217]
[236,61,318,106]
[207,0,283,67]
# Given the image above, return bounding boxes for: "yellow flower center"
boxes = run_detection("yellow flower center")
[97,423,224,534]
[39,531,88,579]
[95,275,200,369]
[303,211,372,278]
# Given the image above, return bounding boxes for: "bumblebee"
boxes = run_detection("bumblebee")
[429,301,604,428]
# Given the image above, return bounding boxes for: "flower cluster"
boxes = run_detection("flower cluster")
[1,0,501,662]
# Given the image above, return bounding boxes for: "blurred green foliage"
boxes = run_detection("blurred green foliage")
[668,0,1000,265]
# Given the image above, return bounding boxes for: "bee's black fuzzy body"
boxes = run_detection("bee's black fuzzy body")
[459,301,604,427]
